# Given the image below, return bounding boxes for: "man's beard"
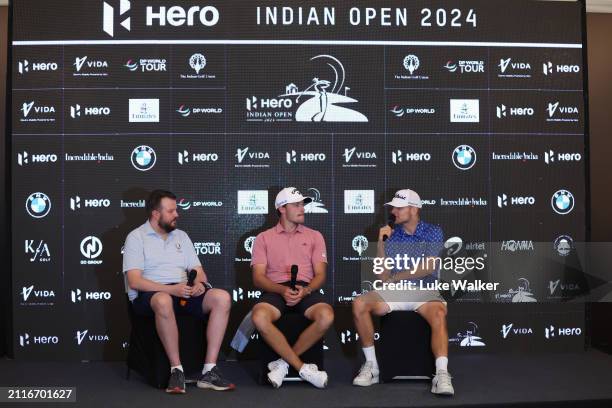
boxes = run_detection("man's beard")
[158,218,176,233]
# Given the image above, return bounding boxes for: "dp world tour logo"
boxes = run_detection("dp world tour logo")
[131,145,156,171]
[26,192,51,218]
[247,54,367,123]
[551,189,575,215]
[452,145,476,170]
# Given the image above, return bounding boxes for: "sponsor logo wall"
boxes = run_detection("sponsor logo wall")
[11,0,586,359]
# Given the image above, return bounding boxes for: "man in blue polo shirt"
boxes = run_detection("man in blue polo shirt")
[351,189,454,395]
[123,190,235,394]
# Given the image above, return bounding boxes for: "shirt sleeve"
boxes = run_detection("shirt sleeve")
[311,231,328,264]
[250,233,267,266]
[122,230,144,273]
[182,232,202,271]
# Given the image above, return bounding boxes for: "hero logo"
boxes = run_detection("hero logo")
[496,104,534,118]
[21,285,55,302]
[246,55,367,123]
[500,323,533,339]
[17,151,58,166]
[25,240,51,263]
[544,150,582,165]
[543,61,580,76]
[391,150,431,164]
[177,150,219,165]
[70,289,112,303]
[69,196,111,210]
[80,236,103,265]
[544,325,582,339]
[231,287,261,302]
[75,329,110,345]
[340,330,380,344]
[70,104,111,118]
[286,150,326,164]
[19,333,59,347]
[18,60,58,75]
[496,194,535,208]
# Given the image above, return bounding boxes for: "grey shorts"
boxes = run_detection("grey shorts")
[375,289,447,313]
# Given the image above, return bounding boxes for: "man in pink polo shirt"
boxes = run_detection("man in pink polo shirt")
[250,187,334,389]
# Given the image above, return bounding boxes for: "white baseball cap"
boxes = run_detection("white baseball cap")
[384,189,422,208]
[275,187,312,209]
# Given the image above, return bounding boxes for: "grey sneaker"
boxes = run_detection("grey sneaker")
[352,361,379,387]
[197,366,236,391]
[431,369,454,396]
[166,368,186,394]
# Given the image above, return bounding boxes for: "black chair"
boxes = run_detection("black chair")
[257,311,324,384]
[377,311,435,382]
[125,294,208,388]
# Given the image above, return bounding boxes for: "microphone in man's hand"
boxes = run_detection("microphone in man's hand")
[290,265,298,290]
[180,269,198,306]
[382,218,395,242]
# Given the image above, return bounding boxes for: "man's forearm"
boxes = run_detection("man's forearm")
[306,272,325,292]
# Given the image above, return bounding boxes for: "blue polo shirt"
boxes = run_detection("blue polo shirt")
[122,221,201,301]
[384,220,444,284]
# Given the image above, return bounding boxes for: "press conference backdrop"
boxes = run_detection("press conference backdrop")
[11,0,588,360]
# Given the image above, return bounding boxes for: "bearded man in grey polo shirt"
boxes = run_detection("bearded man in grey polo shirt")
[123,190,234,394]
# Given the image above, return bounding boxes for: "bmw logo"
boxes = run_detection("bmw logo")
[131,145,156,171]
[551,189,574,215]
[452,145,476,170]
[26,192,51,218]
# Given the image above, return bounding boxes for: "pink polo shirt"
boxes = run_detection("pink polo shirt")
[250,223,327,284]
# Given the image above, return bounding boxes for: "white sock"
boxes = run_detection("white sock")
[362,346,378,369]
[202,363,216,374]
[435,356,448,373]
[170,365,184,373]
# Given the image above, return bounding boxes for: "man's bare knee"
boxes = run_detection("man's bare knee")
[151,293,174,318]
[251,305,276,331]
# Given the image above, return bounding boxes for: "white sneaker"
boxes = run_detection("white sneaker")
[298,363,328,389]
[431,369,454,396]
[267,358,289,389]
[352,361,379,387]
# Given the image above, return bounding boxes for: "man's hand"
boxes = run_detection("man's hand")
[171,283,193,298]
[378,225,393,242]
[282,286,301,306]
[191,282,206,297]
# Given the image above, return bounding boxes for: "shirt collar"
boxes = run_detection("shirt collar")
[394,220,425,238]
[275,222,304,234]
[144,220,175,238]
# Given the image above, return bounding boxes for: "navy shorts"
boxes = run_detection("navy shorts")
[256,281,329,316]
[132,285,209,320]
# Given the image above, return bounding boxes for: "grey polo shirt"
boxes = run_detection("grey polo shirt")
[122,221,201,301]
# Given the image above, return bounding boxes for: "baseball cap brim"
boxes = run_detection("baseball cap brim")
[384,198,422,208]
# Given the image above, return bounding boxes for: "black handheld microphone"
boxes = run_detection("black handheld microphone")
[382,219,395,242]
[180,269,198,306]
[290,265,298,290]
